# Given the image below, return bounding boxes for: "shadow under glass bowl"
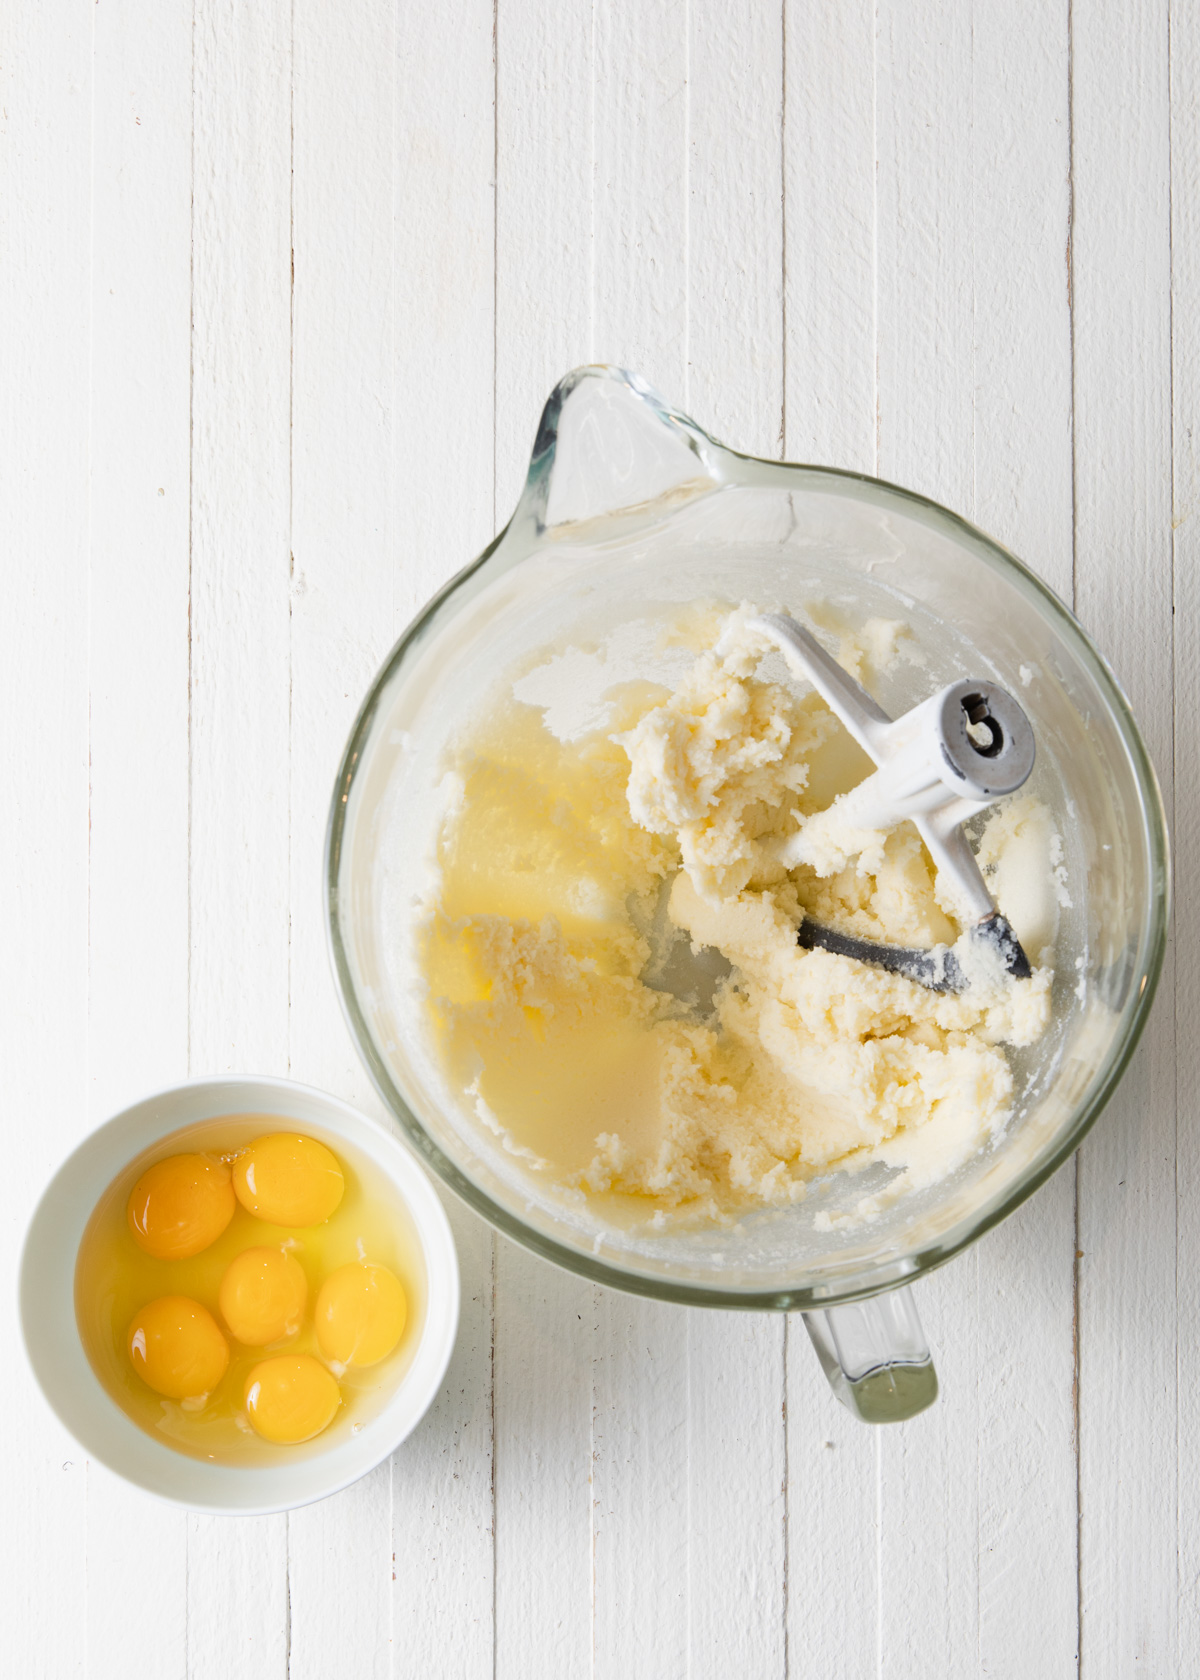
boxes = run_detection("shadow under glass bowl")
[325,365,1169,1316]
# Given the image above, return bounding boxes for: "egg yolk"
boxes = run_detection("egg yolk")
[126,1153,236,1259]
[127,1296,230,1400]
[315,1261,407,1367]
[232,1134,345,1227]
[218,1247,308,1346]
[244,1354,341,1443]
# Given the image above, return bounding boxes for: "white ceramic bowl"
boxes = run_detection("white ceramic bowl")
[19,1076,460,1515]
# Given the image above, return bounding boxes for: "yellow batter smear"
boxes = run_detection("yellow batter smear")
[419,608,1057,1225]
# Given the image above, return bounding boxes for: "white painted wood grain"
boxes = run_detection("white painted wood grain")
[1,2,92,1674]
[970,2,1075,596]
[592,0,689,397]
[494,0,594,516]
[289,0,399,1119]
[1072,2,1178,1675]
[82,0,193,1665]
[188,0,293,1083]
[783,0,876,474]
[686,0,784,456]
[687,1309,787,1678]
[185,1515,291,1673]
[874,0,975,508]
[493,1247,594,1680]
[286,1472,392,1680]
[592,1289,691,1679]
[393,0,499,620]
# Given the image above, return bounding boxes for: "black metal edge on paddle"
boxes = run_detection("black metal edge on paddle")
[797,913,1031,994]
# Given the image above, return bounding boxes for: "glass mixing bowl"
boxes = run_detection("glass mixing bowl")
[326,366,1168,1422]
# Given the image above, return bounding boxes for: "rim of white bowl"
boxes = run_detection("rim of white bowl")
[19,1074,460,1516]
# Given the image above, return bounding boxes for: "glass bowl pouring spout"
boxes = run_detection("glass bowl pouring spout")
[515,363,725,537]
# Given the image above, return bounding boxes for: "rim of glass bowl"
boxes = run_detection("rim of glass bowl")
[325,366,1170,1313]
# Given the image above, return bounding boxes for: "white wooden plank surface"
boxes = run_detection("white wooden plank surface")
[1072,3,1178,1675]
[4,0,1193,1674]
[2,3,92,1676]
[783,0,875,474]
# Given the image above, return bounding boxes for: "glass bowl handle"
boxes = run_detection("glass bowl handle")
[802,1286,939,1424]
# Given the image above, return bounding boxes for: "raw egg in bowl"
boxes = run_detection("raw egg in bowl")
[19,1077,459,1514]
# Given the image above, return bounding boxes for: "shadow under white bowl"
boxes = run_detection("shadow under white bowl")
[19,1075,460,1515]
